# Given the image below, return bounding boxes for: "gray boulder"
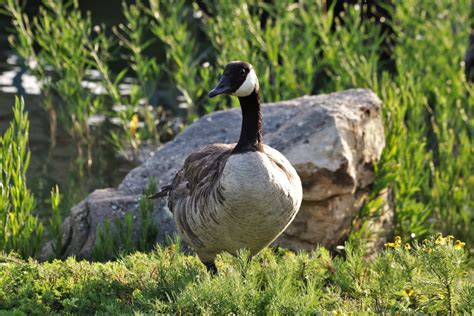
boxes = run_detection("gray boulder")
[41,89,393,260]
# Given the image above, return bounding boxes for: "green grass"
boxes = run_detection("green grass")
[0,236,471,314]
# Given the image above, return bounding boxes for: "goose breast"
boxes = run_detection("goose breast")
[171,144,302,263]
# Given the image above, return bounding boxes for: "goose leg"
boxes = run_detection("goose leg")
[204,262,217,275]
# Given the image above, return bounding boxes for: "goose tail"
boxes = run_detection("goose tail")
[148,185,172,199]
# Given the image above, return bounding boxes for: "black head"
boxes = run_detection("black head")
[209,61,259,98]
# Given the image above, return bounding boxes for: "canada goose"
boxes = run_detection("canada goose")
[151,61,303,272]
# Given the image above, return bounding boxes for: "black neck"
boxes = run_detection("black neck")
[232,89,263,154]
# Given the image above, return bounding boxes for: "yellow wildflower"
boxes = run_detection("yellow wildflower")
[446,235,455,242]
[129,114,139,135]
[404,288,414,297]
[454,240,465,250]
[423,247,432,254]
[404,243,411,250]
[385,236,403,249]
[394,236,402,245]
[435,233,445,245]
[385,242,400,248]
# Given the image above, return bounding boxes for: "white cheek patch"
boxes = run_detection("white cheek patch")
[231,69,259,97]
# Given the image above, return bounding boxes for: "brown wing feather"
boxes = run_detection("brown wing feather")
[148,185,172,199]
[168,143,234,212]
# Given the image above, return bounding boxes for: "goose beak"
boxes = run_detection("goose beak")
[209,76,233,98]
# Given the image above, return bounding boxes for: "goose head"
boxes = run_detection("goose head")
[209,61,259,98]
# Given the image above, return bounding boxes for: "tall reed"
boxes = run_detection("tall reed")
[148,0,220,120]
[0,97,43,258]
[201,0,321,103]
[102,0,166,158]
[5,0,104,164]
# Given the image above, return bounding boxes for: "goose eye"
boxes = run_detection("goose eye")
[240,68,246,76]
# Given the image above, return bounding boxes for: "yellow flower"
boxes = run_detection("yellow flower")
[385,236,403,249]
[404,288,414,297]
[385,242,400,249]
[454,240,465,250]
[404,243,411,250]
[394,236,402,245]
[435,233,445,245]
[129,114,139,135]
[446,235,455,242]
[423,246,432,254]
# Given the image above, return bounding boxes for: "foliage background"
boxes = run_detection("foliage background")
[0,0,472,313]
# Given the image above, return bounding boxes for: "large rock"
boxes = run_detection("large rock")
[41,89,393,260]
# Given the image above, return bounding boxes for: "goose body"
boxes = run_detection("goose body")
[155,61,302,269]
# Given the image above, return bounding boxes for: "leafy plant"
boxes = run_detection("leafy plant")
[201,0,322,103]
[49,185,62,259]
[5,0,104,163]
[148,0,219,120]
[138,177,159,252]
[92,178,158,261]
[0,97,43,258]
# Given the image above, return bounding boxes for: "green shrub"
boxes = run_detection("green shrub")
[201,0,322,103]
[148,0,220,120]
[4,0,181,161]
[92,178,158,261]
[5,0,104,157]
[390,0,472,244]
[0,97,43,258]
[0,235,470,314]
[93,0,168,159]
